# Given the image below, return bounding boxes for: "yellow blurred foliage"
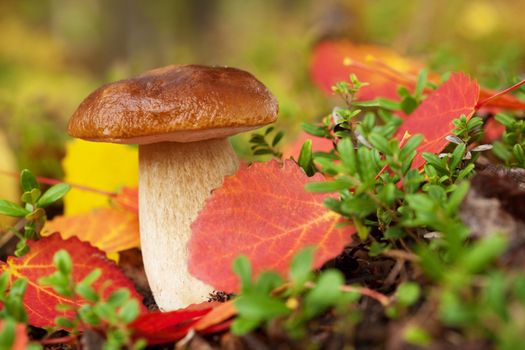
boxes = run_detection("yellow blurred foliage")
[62,139,138,215]
[458,1,500,39]
[0,131,19,229]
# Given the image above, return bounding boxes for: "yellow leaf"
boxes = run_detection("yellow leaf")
[62,139,138,215]
[0,130,18,230]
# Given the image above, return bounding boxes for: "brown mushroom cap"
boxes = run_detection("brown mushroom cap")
[68,65,278,144]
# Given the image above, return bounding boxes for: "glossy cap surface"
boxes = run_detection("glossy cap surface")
[68,65,278,143]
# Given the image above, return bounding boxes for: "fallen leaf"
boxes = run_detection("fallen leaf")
[0,321,28,350]
[311,40,425,100]
[0,233,146,327]
[112,186,139,213]
[131,302,215,345]
[193,300,236,331]
[130,301,235,345]
[395,73,480,169]
[188,160,355,293]
[62,139,138,215]
[311,40,525,110]
[42,187,140,253]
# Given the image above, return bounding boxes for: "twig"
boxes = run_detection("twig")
[382,249,420,262]
[303,281,391,307]
[476,79,525,109]
[0,169,117,197]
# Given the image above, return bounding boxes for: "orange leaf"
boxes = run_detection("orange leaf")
[112,186,139,213]
[395,73,480,169]
[188,160,355,293]
[42,187,140,253]
[0,233,146,327]
[193,300,236,331]
[0,321,28,350]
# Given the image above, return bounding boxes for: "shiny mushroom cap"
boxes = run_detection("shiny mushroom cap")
[68,64,278,144]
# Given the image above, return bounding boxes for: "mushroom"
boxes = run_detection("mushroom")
[68,65,278,311]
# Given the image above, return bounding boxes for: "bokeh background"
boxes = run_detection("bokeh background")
[1,0,525,225]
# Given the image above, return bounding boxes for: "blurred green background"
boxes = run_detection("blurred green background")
[1,0,524,198]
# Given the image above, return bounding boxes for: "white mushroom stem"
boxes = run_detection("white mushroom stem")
[138,138,239,311]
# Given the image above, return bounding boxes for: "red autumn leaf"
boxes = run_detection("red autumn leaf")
[131,301,234,345]
[311,40,525,110]
[311,40,425,100]
[42,187,140,253]
[0,233,146,327]
[0,321,28,350]
[188,160,355,293]
[396,73,480,169]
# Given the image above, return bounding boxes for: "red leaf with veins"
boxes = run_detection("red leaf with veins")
[395,73,480,169]
[188,160,355,293]
[0,233,146,327]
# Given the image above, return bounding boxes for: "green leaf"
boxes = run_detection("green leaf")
[513,144,525,164]
[338,138,356,173]
[92,303,117,324]
[414,69,428,98]
[80,269,102,286]
[231,317,261,335]
[253,149,273,156]
[400,135,423,161]
[492,141,512,161]
[289,247,314,291]
[495,113,515,128]
[353,98,400,110]
[306,179,353,193]
[403,325,431,347]
[272,131,284,147]
[118,299,140,323]
[235,294,289,320]
[298,140,315,176]
[0,200,29,217]
[55,316,75,329]
[0,272,9,295]
[513,275,525,305]
[54,250,73,276]
[396,282,421,307]
[37,183,71,208]
[449,143,466,170]
[301,123,328,137]
[75,284,99,303]
[401,96,418,114]
[446,181,469,214]
[233,256,252,293]
[483,272,508,321]
[107,289,131,308]
[304,269,344,317]
[368,133,389,154]
[264,126,275,135]
[0,318,16,349]
[460,234,507,274]
[254,272,283,295]
[422,153,448,173]
[20,169,39,192]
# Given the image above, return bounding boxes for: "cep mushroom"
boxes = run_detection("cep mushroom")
[68,65,278,311]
